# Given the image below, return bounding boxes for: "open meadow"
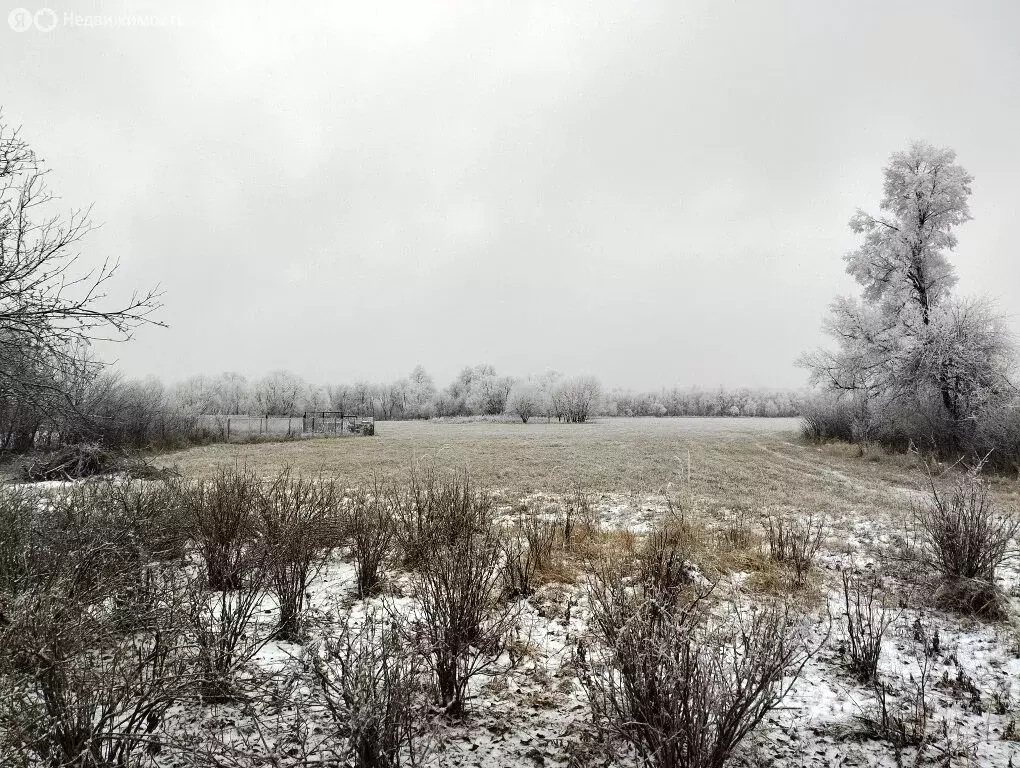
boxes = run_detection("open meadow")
[158,416,807,493]
[4,418,1020,766]
[156,414,1019,516]
[141,416,1020,766]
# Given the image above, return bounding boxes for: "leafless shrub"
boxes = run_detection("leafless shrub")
[175,694,336,767]
[343,483,396,598]
[913,458,1018,615]
[0,549,191,767]
[799,393,859,443]
[857,620,938,753]
[579,564,813,768]
[312,608,430,767]
[408,521,520,717]
[521,509,560,569]
[18,481,165,607]
[390,462,492,569]
[256,470,335,640]
[0,484,39,595]
[563,482,598,550]
[184,567,275,703]
[584,546,712,670]
[837,568,896,682]
[182,466,261,590]
[638,519,698,603]
[764,510,824,587]
[499,525,540,599]
[104,478,190,562]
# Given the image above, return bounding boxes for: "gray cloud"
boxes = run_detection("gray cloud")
[2,0,1018,390]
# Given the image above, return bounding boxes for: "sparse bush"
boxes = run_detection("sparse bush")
[499,525,540,598]
[20,481,172,606]
[408,520,519,717]
[579,564,812,768]
[520,509,560,572]
[500,500,580,596]
[563,482,598,550]
[637,519,698,603]
[183,466,261,590]
[838,568,896,682]
[764,510,824,588]
[185,566,275,702]
[916,460,1017,580]
[343,483,395,598]
[0,540,191,767]
[912,459,1018,616]
[390,462,492,569]
[859,620,938,751]
[312,608,429,767]
[799,393,861,443]
[256,470,335,639]
[0,484,39,595]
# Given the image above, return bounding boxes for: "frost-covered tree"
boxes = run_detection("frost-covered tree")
[536,369,562,420]
[327,383,353,415]
[508,383,542,423]
[406,364,436,418]
[801,142,1015,430]
[170,375,218,414]
[213,372,250,414]
[252,370,308,416]
[555,375,602,423]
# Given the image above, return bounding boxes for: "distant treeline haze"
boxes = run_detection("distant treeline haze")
[160,365,801,420]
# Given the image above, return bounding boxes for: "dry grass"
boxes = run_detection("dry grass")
[153,417,1018,578]
[155,418,800,494]
[155,417,914,509]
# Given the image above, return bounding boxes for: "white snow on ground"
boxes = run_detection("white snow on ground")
[151,484,1020,767]
[12,473,1020,766]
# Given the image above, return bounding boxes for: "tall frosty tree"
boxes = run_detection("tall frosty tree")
[801,142,1014,427]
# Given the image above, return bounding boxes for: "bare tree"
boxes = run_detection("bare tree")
[251,369,308,416]
[554,375,602,423]
[508,383,542,423]
[0,115,162,427]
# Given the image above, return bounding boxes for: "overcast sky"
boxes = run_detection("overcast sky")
[2,0,1018,391]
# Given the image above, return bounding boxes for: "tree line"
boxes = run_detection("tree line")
[0,356,805,450]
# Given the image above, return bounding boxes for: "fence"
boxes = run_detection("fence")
[198,414,375,440]
[303,411,375,436]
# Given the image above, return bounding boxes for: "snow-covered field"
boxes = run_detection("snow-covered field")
[7,423,1020,766]
[233,487,1020,768]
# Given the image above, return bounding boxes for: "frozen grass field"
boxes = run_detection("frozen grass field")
[147,416,1020,766]
[157,414,1018,511]
[8,418,1020,766]
[159,416,803,492]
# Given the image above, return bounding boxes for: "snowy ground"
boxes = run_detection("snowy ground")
[9,431,1020,766]
[154,478,1020,767]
